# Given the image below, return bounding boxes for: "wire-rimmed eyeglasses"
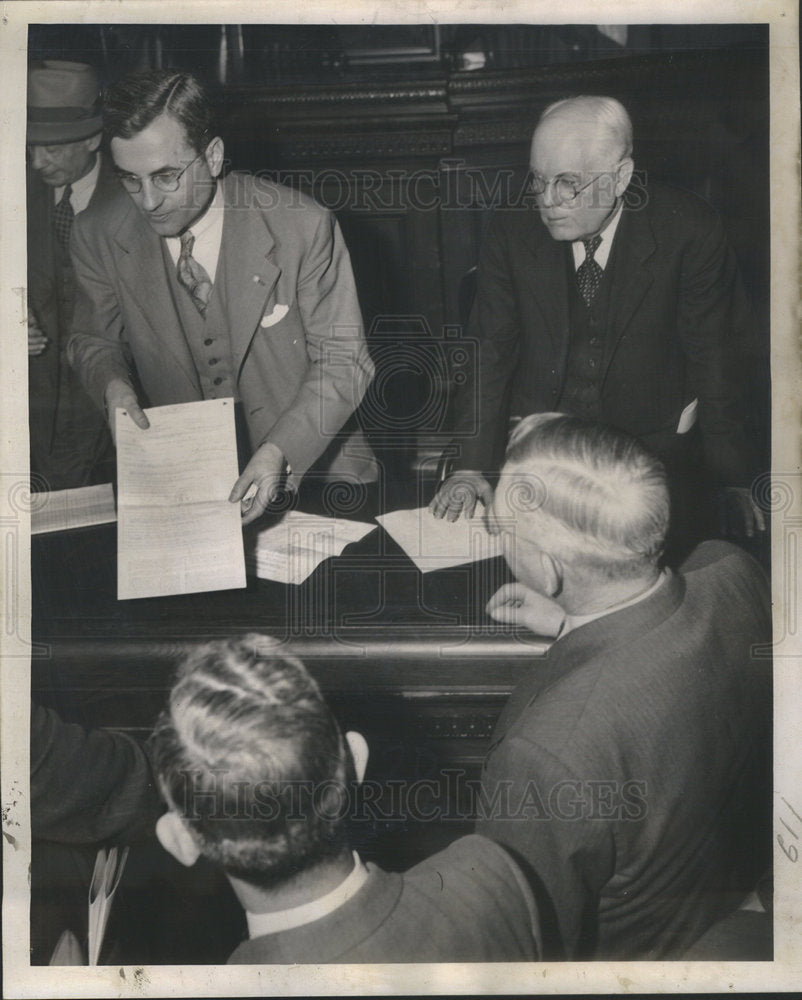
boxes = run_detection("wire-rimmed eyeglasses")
[115,151,205,194]
[529,170,617,205]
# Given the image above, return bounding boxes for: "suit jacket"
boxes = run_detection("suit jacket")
[67,172,376,484]
[31,703,161,845]
[27,157,116,489]
[476,541,772,960]
[453,182,759,486]
[227,834,541,963]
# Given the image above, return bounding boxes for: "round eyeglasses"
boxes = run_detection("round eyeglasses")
[115,151,205,194]
[529,170,616,205]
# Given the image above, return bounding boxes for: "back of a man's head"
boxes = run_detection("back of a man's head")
[498,413,669,581]
[150,634,354,889]
[103,69,213,152]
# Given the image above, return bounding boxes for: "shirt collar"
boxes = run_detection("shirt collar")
[164,181,224,271]
[245,852,369,938]
[571,198,624,270]
[54,153,101,215]
[560,569,668,637]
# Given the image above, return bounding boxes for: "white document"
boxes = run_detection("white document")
[116,398,245,599]
[245,510,375,585]
[377,506,504,572]
[30,483,116,535]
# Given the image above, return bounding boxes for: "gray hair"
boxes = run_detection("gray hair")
[538,95,634,161]
[498,413,668,580]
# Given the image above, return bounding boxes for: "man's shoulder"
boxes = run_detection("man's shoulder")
[223,171,331,228]
[628,178,721,232]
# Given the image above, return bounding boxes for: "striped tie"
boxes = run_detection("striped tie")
[576,234,603,306]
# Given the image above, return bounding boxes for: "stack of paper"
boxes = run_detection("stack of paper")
[30,483,116,535]
[376,507,504,572]
[246,511,375,585]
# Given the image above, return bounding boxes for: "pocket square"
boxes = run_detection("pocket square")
[260,303,289,328]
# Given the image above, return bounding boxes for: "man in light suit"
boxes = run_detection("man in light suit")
[431,96,764,555]
[478,413,772,959]
[67,70,375,523]
[150,634,542,963]
[27,60,116,490]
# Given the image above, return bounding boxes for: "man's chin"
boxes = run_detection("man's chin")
[541,217,576,241]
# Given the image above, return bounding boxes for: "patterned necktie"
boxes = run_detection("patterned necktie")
[53,185,74,252]
[576,234,603,306]
[177,231,213,315]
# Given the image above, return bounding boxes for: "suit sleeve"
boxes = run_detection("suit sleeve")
[31,704,162,844]
[261,210,374,479]
[66,214,136,412]
[450,213,523,472]
[475,734,615,959]
[677,211,760,486]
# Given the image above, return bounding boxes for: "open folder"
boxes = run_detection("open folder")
[116,398,246,600]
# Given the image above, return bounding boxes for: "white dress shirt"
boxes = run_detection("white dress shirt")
[571,200,624,271]
[245,852,370,938]
[54,153,101,215]
[165,181,225,282]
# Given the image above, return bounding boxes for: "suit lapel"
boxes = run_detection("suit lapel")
[218,175,282,375]
[520,217,571,366]
[602,202,657,377]
[112,203,200,389]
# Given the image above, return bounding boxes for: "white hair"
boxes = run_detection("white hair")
[498,413,668,580]
[537,95,634,161]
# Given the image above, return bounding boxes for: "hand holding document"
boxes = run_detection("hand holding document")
[245,511,375,584]
[377,506,504,572]
[116,398,246,599]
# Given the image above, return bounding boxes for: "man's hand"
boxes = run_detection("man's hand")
[104,378,149,444]
[429,471,493,522]
[717,486,767,539]
[28,308,48,356]
[486,583,566,638]
[230,441,287,526]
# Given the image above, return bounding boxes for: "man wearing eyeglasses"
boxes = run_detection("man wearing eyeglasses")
[67,69,376,523]
[26,60,116,491]
[431,95,764,559]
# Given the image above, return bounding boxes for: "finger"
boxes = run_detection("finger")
[462,493,478,520]
[752,502,767,533]
[241,480,279,525]
[123,402,150,430]
[429,492,449,519]
[229,471,252,503]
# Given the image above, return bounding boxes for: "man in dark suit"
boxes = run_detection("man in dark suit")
[431,95,764,553]
[478,413,772,960]
[67,70,375,523]
[150,634,542,963]
[27,61,115,491]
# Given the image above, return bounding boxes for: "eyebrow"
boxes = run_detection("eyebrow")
[113,163,182,177]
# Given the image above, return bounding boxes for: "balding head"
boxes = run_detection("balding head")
[529,96,635,242]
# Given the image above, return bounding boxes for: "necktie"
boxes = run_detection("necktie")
[576,234,603,306]
[53,185,74,252]
[177,231,213,315]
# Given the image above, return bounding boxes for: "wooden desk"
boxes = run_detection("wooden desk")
[31,517,549,868]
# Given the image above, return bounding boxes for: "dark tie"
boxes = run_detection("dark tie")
[576,234,603,306]
[177,231,213,315]
[53,185,74,252]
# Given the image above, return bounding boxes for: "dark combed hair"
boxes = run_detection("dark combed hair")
[149,635,355,889]
[103,69,214,152]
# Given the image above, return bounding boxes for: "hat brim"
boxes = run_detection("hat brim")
[27,116,103,145]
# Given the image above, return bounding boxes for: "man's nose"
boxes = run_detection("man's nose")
[30,147,49,171]
[539,180,560,208]
[138,179,164,212]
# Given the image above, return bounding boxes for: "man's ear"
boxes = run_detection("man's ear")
[156,811,201,867]
[345,730,369,785]
[614,157,634,197]
[86,133,102,154]
[539,550,563,598]
[204,136,225,178]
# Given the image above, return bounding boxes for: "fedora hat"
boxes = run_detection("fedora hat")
[27,60,103,145]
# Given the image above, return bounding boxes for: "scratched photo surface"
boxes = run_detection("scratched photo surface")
[1,2,800,997]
